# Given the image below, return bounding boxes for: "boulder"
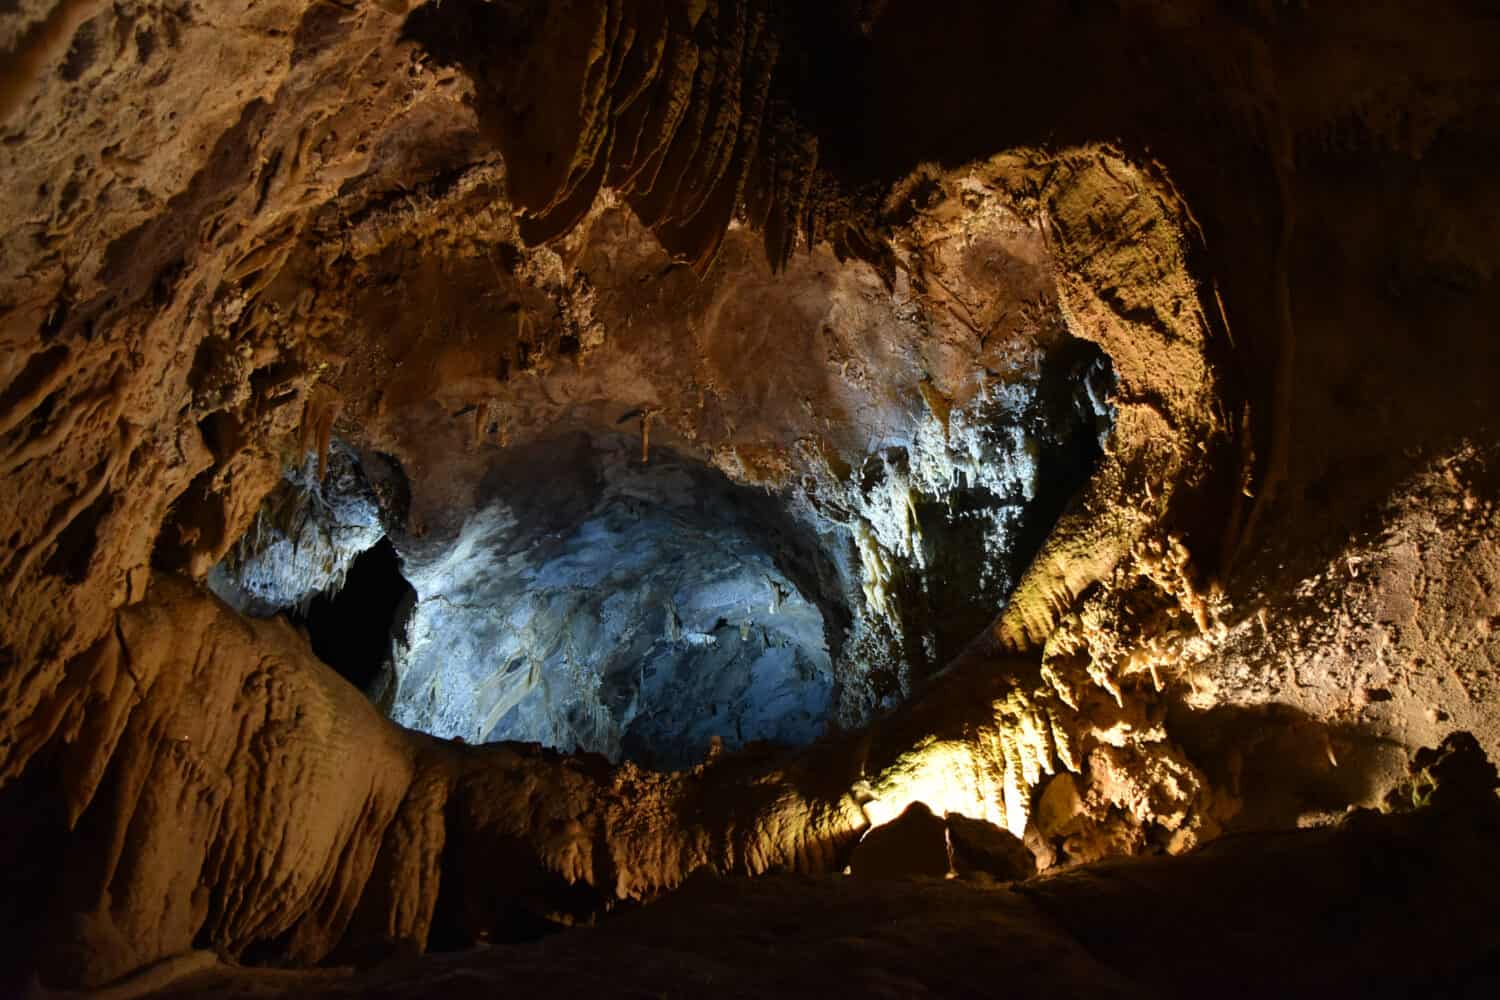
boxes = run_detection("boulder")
[947,814,1037,883]
[850,802,951,880]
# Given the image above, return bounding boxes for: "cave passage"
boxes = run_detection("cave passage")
[388,430,844,770]
[289,538,415,693]
[208,338,1116,771]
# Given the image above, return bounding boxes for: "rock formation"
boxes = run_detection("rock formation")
[2,0,1499,994]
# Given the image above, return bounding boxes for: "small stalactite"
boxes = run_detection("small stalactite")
[639,407,660,464]
[299,384,342,481]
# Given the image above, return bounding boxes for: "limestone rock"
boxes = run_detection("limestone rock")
[946,813,1037,883]
[1036,772,1087,840]
[3,0,1500,989]
[849,802,951,880]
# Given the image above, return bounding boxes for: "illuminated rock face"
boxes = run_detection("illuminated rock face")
[389,431,839,767]
[208,445,386,617]
[208,433,840,768]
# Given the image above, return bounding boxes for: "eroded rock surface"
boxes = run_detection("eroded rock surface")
[2,0,1500,991]
[387,431,838,767]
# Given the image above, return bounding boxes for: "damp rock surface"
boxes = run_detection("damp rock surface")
[390,431,839,767]
[207,445,385,617]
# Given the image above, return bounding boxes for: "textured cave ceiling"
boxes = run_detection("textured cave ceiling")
[2,0,1500,995]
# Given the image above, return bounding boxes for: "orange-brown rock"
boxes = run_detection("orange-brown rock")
[2,0,1500,992]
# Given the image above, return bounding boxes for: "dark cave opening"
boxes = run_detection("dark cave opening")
[941,339,1114,663]
[1011,337,1116,570]
[288,537,414,693]
[839,337,1117,692]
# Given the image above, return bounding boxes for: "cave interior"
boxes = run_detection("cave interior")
[2,0,1500,996]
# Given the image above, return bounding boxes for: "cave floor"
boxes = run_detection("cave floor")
[161,805,1500,1000]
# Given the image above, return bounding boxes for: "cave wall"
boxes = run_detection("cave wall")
[160,776,1500,998]
[2,0,1499,989]
[385,430,838,766]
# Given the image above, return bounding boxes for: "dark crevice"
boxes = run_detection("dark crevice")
[288,538,414,693]
[0,346,69,420]
[41,487,112,584]
[0,742,70,993]
[1009,338,1115,575]
[151,466,226,573]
